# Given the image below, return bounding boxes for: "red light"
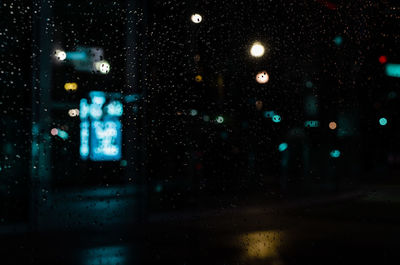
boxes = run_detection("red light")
[379,55,387,64]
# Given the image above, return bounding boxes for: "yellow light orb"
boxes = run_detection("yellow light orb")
[195,75,203,82]
[64,82,78,91]
[250,42,265,57]
[256,71,269,84]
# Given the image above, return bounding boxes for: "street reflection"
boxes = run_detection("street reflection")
[237,230,285,263]
[80,245,130,265]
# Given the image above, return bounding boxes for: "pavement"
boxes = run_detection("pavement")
[1,184,400,264]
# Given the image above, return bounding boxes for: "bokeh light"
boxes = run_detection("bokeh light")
[64,82,78,91]
[379,55,387,64]
[191,13,202,23]
[250,42,265,57]
[329,121,337,130]
[54,49,66,61]
[330,150,341,158]
[256,71,269,84]
[272,115,281,123]
[379,117,388,126]
[50,128,58,136]
[333,36,343,46]
[216,116,224,123]
[278,142,288,152]
[94,60,110,74]
[195,75,203,82]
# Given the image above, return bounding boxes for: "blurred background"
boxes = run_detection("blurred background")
[1,0,400,264]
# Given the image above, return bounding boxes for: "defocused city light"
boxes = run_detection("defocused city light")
[329,121,337,130]
[216,116,224,123]
[272,115,281,123]
[64,82,78,91]
[333,35,343,46]
[385,64,400,78]
[330,150,341,158]
[50,128,58,136]
[68,109,80,117]
[264,110,275,118]
[255,100,263,110]
[191,13,202,23]
[203,115,210,122]
[94,60,110,74]
[57,129,69,140]
[190,109,198,116]
[379,55,387,64]
[278,142,288,152]
[379,117,388,126]
[106,101,123,116]
[195,75,203,82]
[250,42,265,57]
[305,81,313,88]
[54,49,66,61]
[256,71,269,84]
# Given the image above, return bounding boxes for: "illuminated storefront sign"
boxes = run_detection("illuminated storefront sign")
[80,91,122,161]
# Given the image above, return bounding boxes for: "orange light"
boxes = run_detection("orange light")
[195,75,203,82]
[256,71,269,84]
[329,121,337,130]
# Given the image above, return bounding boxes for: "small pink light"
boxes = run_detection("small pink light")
[51,128,58,136]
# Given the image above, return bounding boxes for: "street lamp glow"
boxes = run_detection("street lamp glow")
[250,42,265,57]
[191,14,202,23]
[54,49,66,61]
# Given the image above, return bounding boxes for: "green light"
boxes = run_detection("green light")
[379,117,387,126]
[386,64,400,78]
[190,109,198,116]
[216,116,224,123]
[330,150,341,158]
[272,115,281,123]
[305,81,313,88]
[278,142,288,152]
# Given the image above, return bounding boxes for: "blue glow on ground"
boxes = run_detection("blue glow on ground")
[379,117,388,126]
[278,142,288,152]
[82,245,128,265]
[386,64,400,78]
[272,115,281,123]
[330,150,341,158]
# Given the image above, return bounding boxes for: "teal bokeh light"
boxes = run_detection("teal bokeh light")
[379,117,388,126]
[278,142,288,152]
[330,150,341,158]
[272,115,281,123]
[334,36,343,46]
[386,64,400,78]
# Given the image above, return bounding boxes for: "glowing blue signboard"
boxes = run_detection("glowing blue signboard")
[80,91,123,161]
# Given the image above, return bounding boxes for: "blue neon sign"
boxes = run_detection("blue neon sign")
[80,91,123,161]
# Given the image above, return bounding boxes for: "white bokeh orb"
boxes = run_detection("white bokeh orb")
[55,49,66,61]
[95,60,110,74]
[256,71,269,84]
[191,14,202,24]
[250,42,265,57]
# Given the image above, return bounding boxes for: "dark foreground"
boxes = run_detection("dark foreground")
[1,185,399,265]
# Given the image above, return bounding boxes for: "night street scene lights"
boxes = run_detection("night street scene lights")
[191,13,202,24]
